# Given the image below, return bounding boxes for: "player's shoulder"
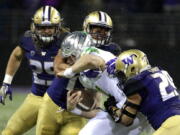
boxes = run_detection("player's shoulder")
[123,72,148,96]
[82,46,100,54]
[18,30,34,50]
[56,31,70,47]
[19,30,32,41]
[100,42,121,56]
[123,67,161,96]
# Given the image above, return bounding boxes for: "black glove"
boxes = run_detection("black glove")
[104,96,116,110]
[104,96,121,122]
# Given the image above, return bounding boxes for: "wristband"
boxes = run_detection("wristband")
[3,74,13,84]
[63,68,75,78]
[71,107,82,115]
[116,97,127,109]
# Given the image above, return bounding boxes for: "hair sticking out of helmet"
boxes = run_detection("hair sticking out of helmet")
[61,31,94,59]
[31,6,62,48]
[83,11,113,47]
[115,49,151,80]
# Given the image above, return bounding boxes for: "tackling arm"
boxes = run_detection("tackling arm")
[105,94,141,126]
[57,54,105,78]
[67,90,102,119]
[120,94,141,126]
[53,50,70,75]
[72,54,105,72]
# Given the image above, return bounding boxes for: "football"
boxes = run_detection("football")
[69,89,96,111]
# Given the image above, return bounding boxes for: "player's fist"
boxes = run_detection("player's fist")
[67,90,82,111]
[0,83,12,105]
[106,58,117,75]
[104,96,117,111]
[104,96,121,122]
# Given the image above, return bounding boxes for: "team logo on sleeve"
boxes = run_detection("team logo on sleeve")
[30,51,35,56]
[122,54,137,66]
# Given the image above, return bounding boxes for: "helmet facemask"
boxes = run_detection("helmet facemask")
[34,24,60,46]
[83,11,113,47]
[88,25,112,47]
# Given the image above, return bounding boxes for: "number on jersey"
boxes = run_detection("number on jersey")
[151,70,178,101]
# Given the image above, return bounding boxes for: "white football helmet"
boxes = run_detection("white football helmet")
[61,31,94,59]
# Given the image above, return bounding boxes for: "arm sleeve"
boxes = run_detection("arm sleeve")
[123,79,145,96]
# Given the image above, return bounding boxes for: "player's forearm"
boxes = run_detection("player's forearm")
[118,95,141,126]
[3,46,24,85]
[53,54,70,75]
[71,54,105,73]
[81,109,101,119]
[5,47,23,76]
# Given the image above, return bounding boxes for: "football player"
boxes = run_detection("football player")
[54,10,121,75]
[0,6,69,135]
[82,11,121,55]
[104,49,180,135]
[81,11,152,135]
[57,31,144,135]
[35,32,97,135]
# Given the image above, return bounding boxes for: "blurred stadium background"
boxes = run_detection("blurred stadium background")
[0,0,180,134]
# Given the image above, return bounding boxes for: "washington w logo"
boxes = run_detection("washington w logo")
[122,54,137,65]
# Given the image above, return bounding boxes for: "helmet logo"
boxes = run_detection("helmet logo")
[122,54,137,66]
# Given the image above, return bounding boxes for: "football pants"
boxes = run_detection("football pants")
[36,93,87,135]
[2,93,43,135]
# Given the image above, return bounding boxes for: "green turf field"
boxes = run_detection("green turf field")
[0,92,153,135]
[0,92,35,135]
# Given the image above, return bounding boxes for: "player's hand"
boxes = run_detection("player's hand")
[104,96,117,111]
[106,58,117,75]
[104,96,121,122]
[0,83,12,105]
[57,68,75,78]
[57,71,64,77]
[67,90,82,111]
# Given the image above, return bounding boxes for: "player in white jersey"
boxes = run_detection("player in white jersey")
[57,31,142,135]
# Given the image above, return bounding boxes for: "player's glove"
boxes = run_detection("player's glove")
[104,96,121,122]
[106,58,117,76]
[0,83,12,105]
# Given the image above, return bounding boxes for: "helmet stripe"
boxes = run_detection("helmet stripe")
[100,11,106,22]
[104,13,107,22]
[42,6,45,21]
[48,6,51,21]
[98,11,102,22]
[43,6,50,21]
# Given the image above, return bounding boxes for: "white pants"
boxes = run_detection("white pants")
[79,111,142,135]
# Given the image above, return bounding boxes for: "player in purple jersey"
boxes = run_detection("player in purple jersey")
[54,11,121,74]
[35,32,97,135]
[0,6,69,135]
[104,49,180,135]
[83,11,121,55]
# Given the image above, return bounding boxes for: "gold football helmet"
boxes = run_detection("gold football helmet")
[31,6,62,47]
[83,11,113,47]
[115,49,151,80]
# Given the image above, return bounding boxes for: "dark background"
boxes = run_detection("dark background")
[0,0,180,88]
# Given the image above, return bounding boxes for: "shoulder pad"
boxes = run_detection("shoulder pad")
[57,32,70,47]
[123,78,145,96]
[24,30,32,38]
[106,42,121,56]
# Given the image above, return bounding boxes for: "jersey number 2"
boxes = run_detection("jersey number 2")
[151,71,178,101]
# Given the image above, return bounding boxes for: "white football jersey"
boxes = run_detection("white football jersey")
[79,47,126,108]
